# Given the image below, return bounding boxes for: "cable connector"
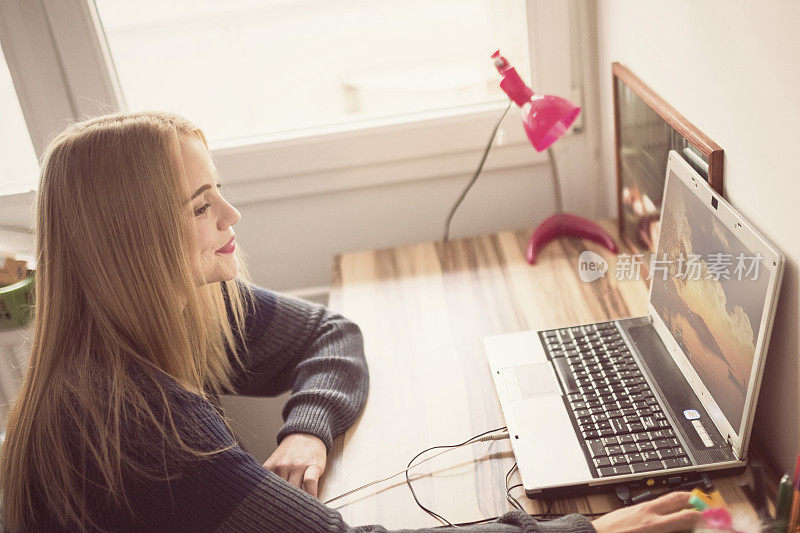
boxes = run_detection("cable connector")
[475,431,510,442]
[630,491,656,504]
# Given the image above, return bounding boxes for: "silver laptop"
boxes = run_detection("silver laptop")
[484,150,784,496]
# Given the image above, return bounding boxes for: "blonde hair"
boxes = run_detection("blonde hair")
[0,111,254,531]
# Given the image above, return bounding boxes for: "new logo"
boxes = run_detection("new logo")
[578,251,608,282]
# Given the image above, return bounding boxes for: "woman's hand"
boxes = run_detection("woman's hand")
[263,433,327,498]
[591,491,703,533]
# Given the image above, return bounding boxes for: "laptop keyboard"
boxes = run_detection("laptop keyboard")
[541,321,692,477]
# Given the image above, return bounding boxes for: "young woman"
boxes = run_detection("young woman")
[0,112,701,532]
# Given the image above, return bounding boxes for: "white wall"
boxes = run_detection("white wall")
[595,0,800,474]
[234,161,563,290]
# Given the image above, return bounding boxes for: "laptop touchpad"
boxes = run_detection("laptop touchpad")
[502,363,560,401]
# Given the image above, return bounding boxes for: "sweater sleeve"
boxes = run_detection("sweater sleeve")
[123,386,594,533]
[225,280,369,451]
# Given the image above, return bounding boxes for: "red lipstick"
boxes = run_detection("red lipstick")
[216,236,235,254]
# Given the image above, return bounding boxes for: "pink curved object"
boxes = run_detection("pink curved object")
[526,213,618,265]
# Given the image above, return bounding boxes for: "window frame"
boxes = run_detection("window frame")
[0,0,581,224]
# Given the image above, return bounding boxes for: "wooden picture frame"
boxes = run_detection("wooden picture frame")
[613,62,723,256]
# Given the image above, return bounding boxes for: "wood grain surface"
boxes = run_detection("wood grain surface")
[320,221,759,529]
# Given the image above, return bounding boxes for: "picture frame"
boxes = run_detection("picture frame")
[613,62,724,256]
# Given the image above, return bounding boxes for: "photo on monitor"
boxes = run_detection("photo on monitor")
[650,171,769,431]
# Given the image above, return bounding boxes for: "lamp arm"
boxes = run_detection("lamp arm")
[442,101,512,242]
[547,147,564,215]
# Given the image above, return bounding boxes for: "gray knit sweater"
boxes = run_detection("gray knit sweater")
[34,281,595,532]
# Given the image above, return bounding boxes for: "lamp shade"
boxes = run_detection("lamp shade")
[522,94,580,152]
[492,50,580,152]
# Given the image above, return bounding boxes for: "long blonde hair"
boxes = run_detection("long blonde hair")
[0,111,254,531]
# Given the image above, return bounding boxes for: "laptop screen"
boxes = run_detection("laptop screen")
[650,169,770,431]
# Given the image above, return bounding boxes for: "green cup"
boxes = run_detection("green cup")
[0,275,34,330]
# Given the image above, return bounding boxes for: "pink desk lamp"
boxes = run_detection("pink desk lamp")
[493,51,617,264]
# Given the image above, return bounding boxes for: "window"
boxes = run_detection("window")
[0,49,38,194]
[0,0,579,209]
[94,0,526,144]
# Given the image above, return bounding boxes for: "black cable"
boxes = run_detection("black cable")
[505,462,524,511]
[505,478,555,518]
[404,426,507,527]
[442,101,513,242]
[504,485,609,520]
[407,426,610,527]
[431,463,521,530]
[435,517,499,528]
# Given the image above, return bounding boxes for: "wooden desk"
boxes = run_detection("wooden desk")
[320,221,760,529]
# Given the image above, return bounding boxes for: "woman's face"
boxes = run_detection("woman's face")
[180,135,241,284]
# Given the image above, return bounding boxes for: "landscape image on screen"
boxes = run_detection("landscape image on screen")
[651,172,769,431]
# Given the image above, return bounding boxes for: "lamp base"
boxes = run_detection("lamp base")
[527,213,618,265]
